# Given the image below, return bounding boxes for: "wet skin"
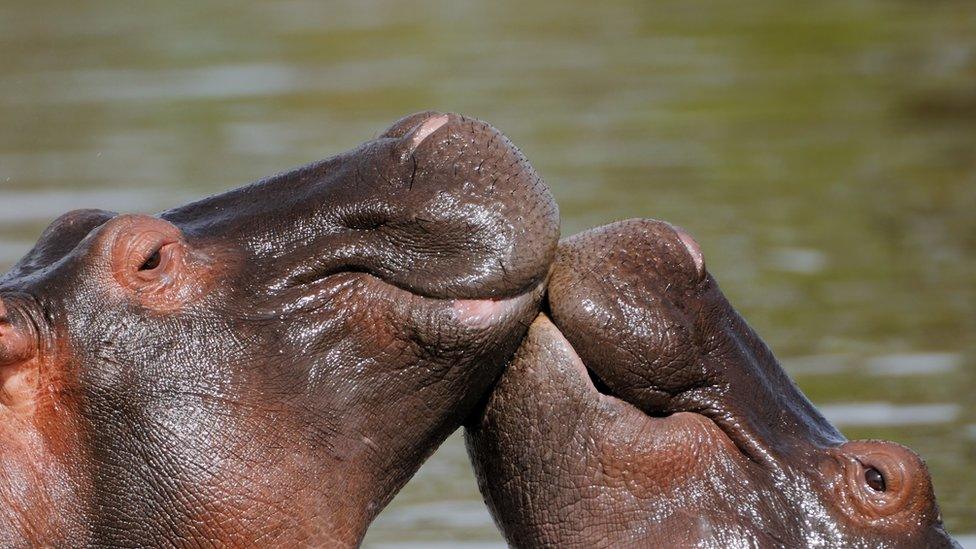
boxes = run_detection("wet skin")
[0,112,559,546]
[467,219,958,548]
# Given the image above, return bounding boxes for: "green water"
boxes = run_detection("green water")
[1,1,973,545]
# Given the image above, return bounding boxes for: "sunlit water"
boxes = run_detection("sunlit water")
[1,1,973,545]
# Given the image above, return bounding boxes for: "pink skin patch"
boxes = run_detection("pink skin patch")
[452,298,510,329]
[672,225,706,278]
[404,114,449,154]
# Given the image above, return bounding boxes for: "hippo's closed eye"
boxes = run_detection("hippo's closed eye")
[87,214,216,311]
[138,247,163,271]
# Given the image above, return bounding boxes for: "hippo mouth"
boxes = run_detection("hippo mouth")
[559,324,762,468]
[540,219,850,475]
[585,366,733,438]
[573,341,799,471]
[278,266,547,333]
[554,308,842,478]
[162,111,560,307]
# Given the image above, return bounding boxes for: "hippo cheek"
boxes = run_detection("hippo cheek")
[466,316,801,548]
[0,297,91,546]
[0,422,90,546]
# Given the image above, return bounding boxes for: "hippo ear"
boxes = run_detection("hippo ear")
[0,297,37,406]
[0,299,31,365]
[2,209,117,283]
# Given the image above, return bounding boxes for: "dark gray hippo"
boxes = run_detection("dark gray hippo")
[467,219,958,548]
[0,112,559,546]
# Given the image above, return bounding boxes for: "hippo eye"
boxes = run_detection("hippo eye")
[139,248,162,271]
[865,467,886,492]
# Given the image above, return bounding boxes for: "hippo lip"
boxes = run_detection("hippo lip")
[165,111,560,305]
[450,289,541,329]
[278,261,546,304]
[272,267,545,334]
[555,331,760,466]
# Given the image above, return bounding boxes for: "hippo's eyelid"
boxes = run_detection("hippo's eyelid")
[132,242,179,282]
[107,217,191,300]
[138,247,164,271]
[865,467,886,492]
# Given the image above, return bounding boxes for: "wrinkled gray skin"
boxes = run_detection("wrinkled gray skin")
[467,219,959,548]
[0,112,559,546]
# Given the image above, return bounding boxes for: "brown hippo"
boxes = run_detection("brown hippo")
[0,112,559,546]
[467,219,959,548]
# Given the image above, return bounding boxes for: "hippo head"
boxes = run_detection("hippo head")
[467,219,958,548]
[0,112,558,546]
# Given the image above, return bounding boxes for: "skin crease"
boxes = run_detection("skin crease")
[0,112,559,546]
[466,219,960,549]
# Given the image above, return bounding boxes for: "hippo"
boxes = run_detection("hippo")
[466,219,959,548]
[0,112,559,546]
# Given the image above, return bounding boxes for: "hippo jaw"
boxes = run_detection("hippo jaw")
[467,219,958,549]
[0,112,558,546]
[468,315,801,546]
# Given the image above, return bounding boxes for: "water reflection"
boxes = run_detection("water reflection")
[375,501,497,531]
[820,402,961,427]
[0,241,32,265]
[365,541,507,549]
[785,352,963,377]
[1,0,973,544]
[0,189,187,224]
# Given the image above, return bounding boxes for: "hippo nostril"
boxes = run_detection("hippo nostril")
[403,113,450,155]
[0,297,36,368]
[865,467,886,492]
[670,224,706,279]
[376,110,443,139]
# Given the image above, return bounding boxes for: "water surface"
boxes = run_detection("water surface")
[1,0,973,544]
